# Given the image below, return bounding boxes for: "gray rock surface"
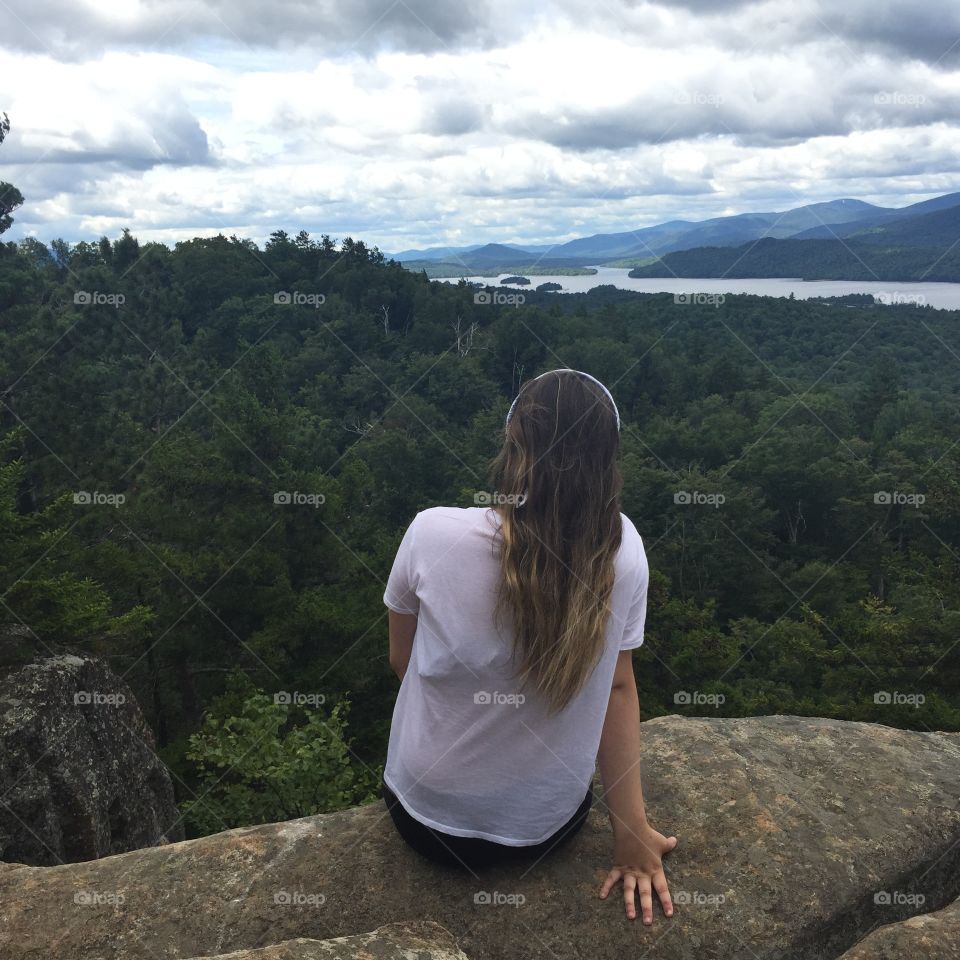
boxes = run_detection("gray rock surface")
[0,715,957,959]
[0,654,183,865]
[836,896,960,959]
[180,922,469,959]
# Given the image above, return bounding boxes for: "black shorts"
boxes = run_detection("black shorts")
[381,777,593,871]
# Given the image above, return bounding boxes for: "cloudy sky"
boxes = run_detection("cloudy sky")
[1,0,959,252]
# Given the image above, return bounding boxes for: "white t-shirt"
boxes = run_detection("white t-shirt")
[382,505,649,845]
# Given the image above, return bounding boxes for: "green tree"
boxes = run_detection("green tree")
[0,427,151,654]
[0,111,24,235]
[180,682,380,836]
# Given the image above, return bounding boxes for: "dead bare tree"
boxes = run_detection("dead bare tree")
[450,314,479,356]
[344,416,376,437]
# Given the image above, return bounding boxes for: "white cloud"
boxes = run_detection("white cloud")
[1,0,959,250]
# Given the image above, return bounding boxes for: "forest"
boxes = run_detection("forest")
[2,226,959,834]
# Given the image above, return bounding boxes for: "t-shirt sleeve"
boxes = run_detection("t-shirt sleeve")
[619,534,649,651]
[383,513,421,615]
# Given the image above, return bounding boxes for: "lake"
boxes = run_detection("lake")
[438,266,960,310]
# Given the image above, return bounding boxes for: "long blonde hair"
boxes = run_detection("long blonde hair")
[489,370,623,713]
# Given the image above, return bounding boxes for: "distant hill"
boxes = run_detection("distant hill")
[458,243,539,266]
[391,191,960,279]
[627,236,960,282]
[612,201,887,261]
[791,192,960,241]
[825,203,960,247]
[401,259,598,279]
[389,243,482,260]
[536,220,697,260]
[761,199,885,234]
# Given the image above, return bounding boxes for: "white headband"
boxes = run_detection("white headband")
[505,368,621,432]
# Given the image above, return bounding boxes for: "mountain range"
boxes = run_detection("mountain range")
[392,192,960,281]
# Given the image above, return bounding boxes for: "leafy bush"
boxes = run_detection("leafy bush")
[180,682,381,836]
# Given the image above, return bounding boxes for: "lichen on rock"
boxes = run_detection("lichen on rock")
[0,654,183,866]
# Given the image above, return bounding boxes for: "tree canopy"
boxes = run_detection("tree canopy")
[2,227,958,832]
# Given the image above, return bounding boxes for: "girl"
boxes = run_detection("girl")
[381,368,677,925]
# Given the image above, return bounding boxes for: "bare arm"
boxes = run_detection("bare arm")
[597,649,649,831]
[387,609,417,680]
[596,649,678,924]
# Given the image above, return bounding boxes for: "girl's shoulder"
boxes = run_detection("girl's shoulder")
[408,504,494,541]
[414,504,487,525]
[618,511,644,544]
[617,512,648,570]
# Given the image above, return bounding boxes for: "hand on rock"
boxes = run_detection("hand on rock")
[599,823,678,924]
